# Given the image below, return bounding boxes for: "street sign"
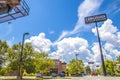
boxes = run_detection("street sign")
[85,14,107,24]
[88,62,94,64]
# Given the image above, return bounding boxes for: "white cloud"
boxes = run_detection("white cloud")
[104,43,114,52]
[49,30,55,34]
[25,33,52,53]
[25,33,93,63]
[92,19,118,44]
[57,0,103,41]
[6,37,15,47]
[90,42,112,62]
[92,19,120,61]
[105,0,120,14]
[50,37,91,62]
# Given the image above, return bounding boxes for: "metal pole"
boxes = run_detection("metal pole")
[76,53,78,60]
[18,32,29,80]
[95,22,106,76]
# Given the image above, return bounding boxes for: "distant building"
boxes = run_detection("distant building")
[50,59,67,75]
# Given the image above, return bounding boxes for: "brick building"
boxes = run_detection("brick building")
[50,59,67,75]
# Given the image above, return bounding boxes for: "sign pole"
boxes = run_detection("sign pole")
[95,22,106,76]
[85,14,107,76]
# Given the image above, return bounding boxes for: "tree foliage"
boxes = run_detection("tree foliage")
[6,42,54,74]
[105,60,116,74]
[117,56,120,63]
[34,52,54,73]
[0,40,8,69]
[68,59,84,75]
[99,60,117,76]
[85,66,91,74]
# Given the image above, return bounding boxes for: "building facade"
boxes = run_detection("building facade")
[50,59,67,75]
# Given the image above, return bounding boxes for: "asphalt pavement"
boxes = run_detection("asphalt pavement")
[0,76,120,80]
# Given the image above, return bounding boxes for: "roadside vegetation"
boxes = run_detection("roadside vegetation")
[0,40,54,76]
[0,39,120,77]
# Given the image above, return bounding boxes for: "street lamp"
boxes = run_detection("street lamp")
[75,53,79,60]
[18,32,29,80]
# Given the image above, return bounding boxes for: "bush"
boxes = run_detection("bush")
[23,70,36,76]
[0,68,8,76]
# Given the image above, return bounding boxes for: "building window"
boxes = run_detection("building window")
[55,61,59,65]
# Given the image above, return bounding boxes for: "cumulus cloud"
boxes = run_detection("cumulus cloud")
[57,0,103,41]
[90,42,112,62]
[92,19,120,61]
[25,33,52,53]
[92,19,118,44]
[50,37,91,62]
[6,37,15,47]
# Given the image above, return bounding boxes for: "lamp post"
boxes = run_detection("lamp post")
[18,32,29,80]
[76,53,79,60]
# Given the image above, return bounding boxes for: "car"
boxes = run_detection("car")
[59,72,65,77]
[51,73,57,77]
[91,73,98,76]
[36,72,42,78]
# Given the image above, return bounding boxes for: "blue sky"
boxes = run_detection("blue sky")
[0,0,120,63]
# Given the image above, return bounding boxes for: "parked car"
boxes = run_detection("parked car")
[91,73,98,76]
[36,72,42,78]
[51,73,57,77]
[59,72,65,77]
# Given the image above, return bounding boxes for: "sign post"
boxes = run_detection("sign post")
[85,14,107,76]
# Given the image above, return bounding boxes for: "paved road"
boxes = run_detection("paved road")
[0,76,120,80]
[44,76,120,80]
[70,76,120,80]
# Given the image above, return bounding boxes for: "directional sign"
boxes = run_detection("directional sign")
[85,14,107,24]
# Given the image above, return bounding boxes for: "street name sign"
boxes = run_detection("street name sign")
[85,14,107,24]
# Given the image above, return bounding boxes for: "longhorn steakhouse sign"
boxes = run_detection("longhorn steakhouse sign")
[85,14,107,24]
[84,14,107,76]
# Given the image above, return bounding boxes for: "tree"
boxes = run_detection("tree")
[6,43,35,73]
[99,60,116,76]
[0,40,9,69]
[34,52,54,73]
[68,59,84,75]
[85,66,91,74]
[115,56,120,76]
[117,56,120,63]
[7,43,21,70]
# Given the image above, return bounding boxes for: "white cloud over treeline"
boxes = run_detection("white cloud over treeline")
[25,0,120,63]
[25,19,120,63]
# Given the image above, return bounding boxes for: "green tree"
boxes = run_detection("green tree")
[34,52,54,73]
[117,56,120,63]
[7,43,21,70]
[85,66,91,74]
[68,59,84,75]
[0,40,9,69]
[99,60,116,76]
[22,43,36,73]
[115,56,120,76]
[6,43,35,73]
